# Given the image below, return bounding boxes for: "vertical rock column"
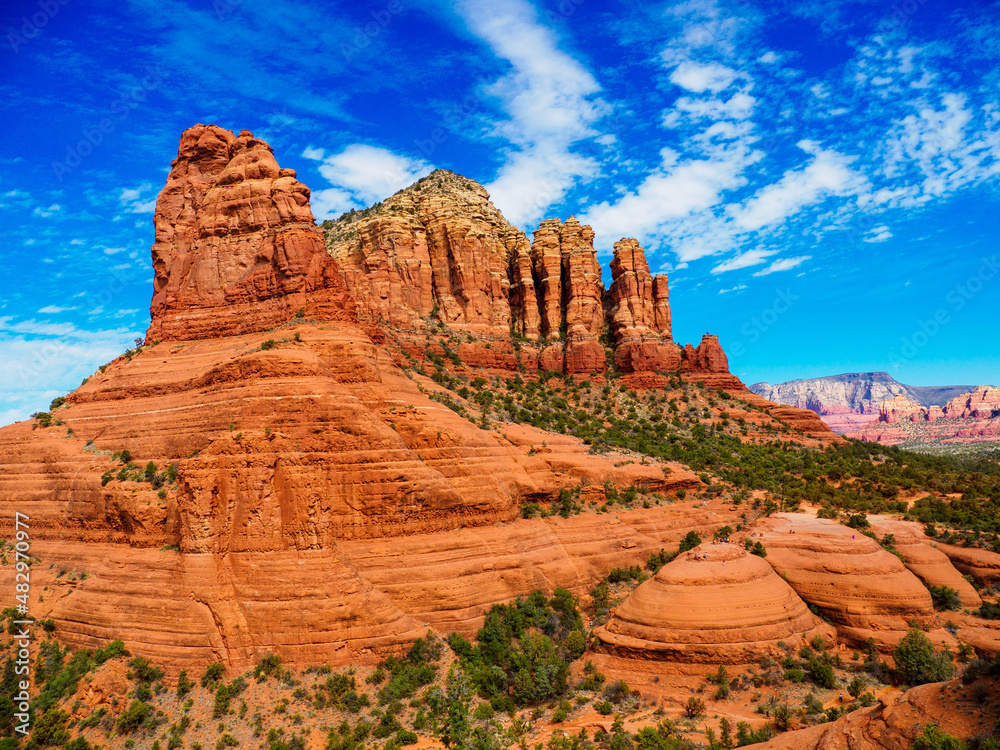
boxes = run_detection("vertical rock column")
[608,239,681,372]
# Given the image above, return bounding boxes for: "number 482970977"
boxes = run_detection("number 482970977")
[14,512,30,613]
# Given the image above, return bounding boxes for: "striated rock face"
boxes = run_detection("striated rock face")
[594,543,832,663]
[758,514,939,650]
[944,386,1000,419]
[326,170,740,379]
[878,394,922,424]
[752,680,997,750]
[848,385,1000,449]
[147,125,353,341]
[607,239,680,373]
[749,372,981,435]
[529,217,607,373]
[0,124,846,672]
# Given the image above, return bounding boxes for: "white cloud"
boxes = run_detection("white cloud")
[0,319,141,427]
[311,145,431,219]
[582,145,755,260]
[33,203,61,218]
[864,225,893,243]
[729,144,867,231]
[120,184,157,214]
[718,284,747,293]
[38,305,76,314]
[301,145,325,161]
[102,247,127,255]
[451,0,605,226]
[752,256,811,276]
[757,51,778,64]
[710,248,777,274]
[669,60,738,93]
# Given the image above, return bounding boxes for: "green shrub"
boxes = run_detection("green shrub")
[201,662,225,687]
[977,601,1000,619]
[684,696,705,718]
[912,724,966,750]
[679,531,701,552]
[808,658,836,689]
[928,586,962,612]
[94,639,129,665]
[116,700,153,733]
[847,675,866,698]
[894,628,954,685]
[473,703,494,720]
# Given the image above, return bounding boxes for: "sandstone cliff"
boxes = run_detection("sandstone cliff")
[325,170,709,378]
[0,125,844,671]
[147,125,354,341]
[848,385,1000,450]
[749,372,979,434]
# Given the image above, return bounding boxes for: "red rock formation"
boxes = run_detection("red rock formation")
[944,386,1000,418]
[147,125,353,341]
[327,171,748,381]
[594,543,833,663]
[607,239,681,373]
[878,394,922,424]
[528,217,606,373]
[758,514,941,650]
[849,385,1000,448]
[752,680,997,750]
[0,125,849,673]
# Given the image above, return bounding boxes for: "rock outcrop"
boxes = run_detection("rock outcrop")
[848,385,1000,449]
[877,394,923,424]
[594,543,832,663]
[326,170,739,379]
[147,125,353,341]
[757,514,941,650]
[606,238,679,373]
[752,679,997,750]
[944,386,1000,419]
[0,124,848,673]
[749,372,979,435]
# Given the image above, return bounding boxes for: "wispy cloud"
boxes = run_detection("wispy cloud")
[306,144,432,219]
[728,142,868,231]
[711,248,776,274]
[752,255,811,276]
[450,0,605,226]
[38,305,77,314]
[33,203,61,218]
[0,316,141,427]
[120,184,157,214]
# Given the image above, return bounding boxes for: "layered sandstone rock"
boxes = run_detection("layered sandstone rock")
[749,373,979,435]
[607,239,680,373]
[752,679,997,750]
[878,394,922,424]
[944,386,1000,419]
[325,170,748,379]
[147,125,353,341]
[866,517,982,608]
[594,543,832,663]
[758,515,938,648]
[529,217,606,373]
[848,384,1000,448]
[0,124,842,671]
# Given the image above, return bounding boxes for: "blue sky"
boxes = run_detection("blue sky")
[1,0,998,425]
